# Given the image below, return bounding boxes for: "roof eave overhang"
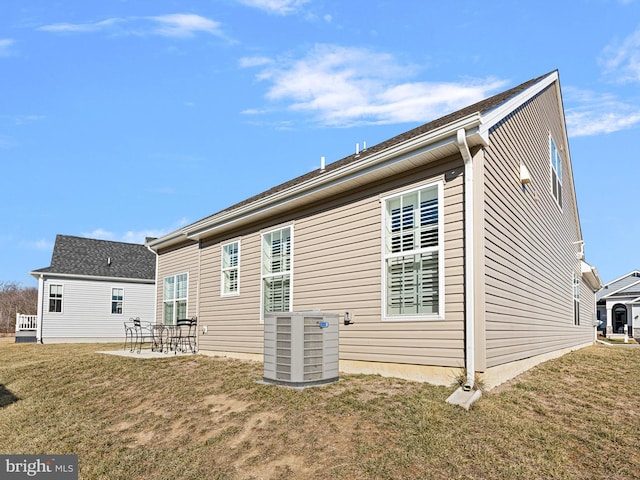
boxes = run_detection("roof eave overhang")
[182,114,485,243]
[150,70,559,249]
[581,261,603,292]
[29,271,155,284]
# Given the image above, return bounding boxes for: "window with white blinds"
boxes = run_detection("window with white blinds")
[163,272,188,325]
[383,183,443,318]
[221,241,240,296]
[550,135,563,209]
[262,226,292,314]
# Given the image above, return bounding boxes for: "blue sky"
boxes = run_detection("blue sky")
[2,0,640,287]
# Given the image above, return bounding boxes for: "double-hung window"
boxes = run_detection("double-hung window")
[111,287,124,314]
[48,284,63,313]
[221,241,240,296]
[550,135,563,208]
[383,183,443,318]
[163,273,188,325]
[261,226,292,315]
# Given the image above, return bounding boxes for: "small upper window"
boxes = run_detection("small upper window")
[111,288,124,314]
[48,284,63,313]
[221,241,240,296]
[550,135,563,208]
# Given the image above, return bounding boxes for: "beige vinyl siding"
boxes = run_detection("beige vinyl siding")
[199,233,263,354]
[155,241,199,323]
[483,85,593,368]
[192,156,466,368]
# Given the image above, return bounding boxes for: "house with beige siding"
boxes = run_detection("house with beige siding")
[147,70,601,393]
[28,235,156,343]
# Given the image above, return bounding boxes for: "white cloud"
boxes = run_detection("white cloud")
[28,239,54,251]
[564,87,640,136]
[39,18,123,33]
[83,219,190,244]
[0,38,15,57]
[247,44,507,127]
[600,26,640,83]
[149,14,223,38]
[39,14,224,39]
[237,0,309,15]
[14,115,46,125]
[239,56,273,68]
[0,135,13,149]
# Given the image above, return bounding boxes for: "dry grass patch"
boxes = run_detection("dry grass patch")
[1,342,639,479]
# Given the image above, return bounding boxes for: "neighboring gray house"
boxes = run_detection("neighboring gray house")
[148,70,601,392]
[596,271,640,338]
[28,235,156,343]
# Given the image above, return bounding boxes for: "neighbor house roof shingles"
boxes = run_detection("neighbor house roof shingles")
[32,234,156,280]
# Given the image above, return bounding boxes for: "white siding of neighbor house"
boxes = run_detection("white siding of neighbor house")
[40,276,155,341]
[482,84,595,368]
[167,156,467,368]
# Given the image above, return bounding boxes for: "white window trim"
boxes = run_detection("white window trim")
[220,240,241,297]
[163,272,189,325]
[259,224,294,324]
[48,283,64,314]
[111,287,124,315]
[380,180,445,321]
[549,133,563,210]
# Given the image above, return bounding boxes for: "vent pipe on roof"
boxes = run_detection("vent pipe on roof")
[107,257,112,266]
[355,143,360,155]
[320,156,326,172]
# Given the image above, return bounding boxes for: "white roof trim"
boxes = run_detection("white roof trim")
[479,71,558,142]
[581,260,603,291]
[599,278,640,300]
[29,271,155,284]
[150,72,559,250]
[601,270,640,289]
[151,112,486,248]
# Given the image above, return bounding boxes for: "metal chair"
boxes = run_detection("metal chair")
[172,317,197,354]
[132,317,152,353]
[123,320,135,351]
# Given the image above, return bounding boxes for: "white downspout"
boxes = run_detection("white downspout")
[456,128,475,390]
[146,244,159,325]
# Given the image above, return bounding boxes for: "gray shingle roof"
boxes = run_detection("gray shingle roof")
[32,235,156,280]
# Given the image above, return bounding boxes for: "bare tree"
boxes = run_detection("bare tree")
[0,282,38,334]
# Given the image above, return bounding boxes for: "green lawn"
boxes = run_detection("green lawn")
[1,341,639,479]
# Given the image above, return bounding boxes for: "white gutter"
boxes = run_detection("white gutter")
[28,271,155,284]
[149,113,484,249]
[456,128,475,391]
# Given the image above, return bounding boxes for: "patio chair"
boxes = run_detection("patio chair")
[132,317,153,353]
[123,320,136,352]
[150,324,171,353]
[172,317,197,354]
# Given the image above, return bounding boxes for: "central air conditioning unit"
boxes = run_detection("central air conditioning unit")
[263,311,339,387]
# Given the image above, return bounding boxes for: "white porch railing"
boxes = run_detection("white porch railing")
[16,313,37,331]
